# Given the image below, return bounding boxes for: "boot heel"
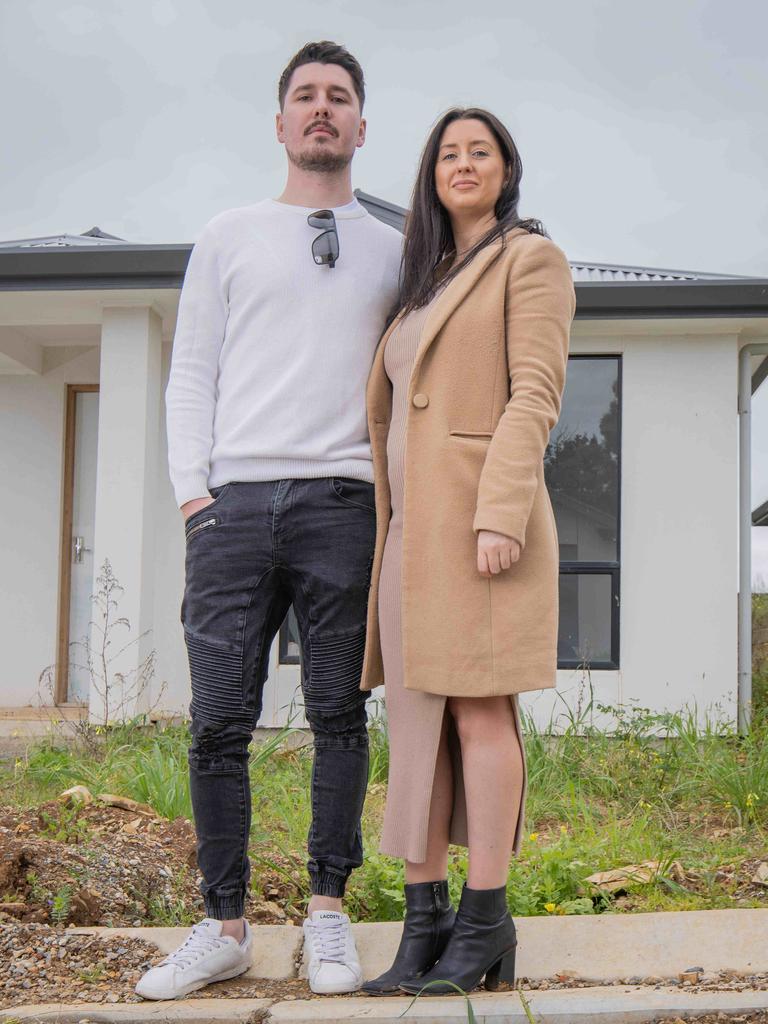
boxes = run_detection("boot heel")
[484,946,516,991]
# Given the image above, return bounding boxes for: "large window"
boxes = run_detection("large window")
[545,356,621,669]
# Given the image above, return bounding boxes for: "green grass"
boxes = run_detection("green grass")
[4,666,768,923]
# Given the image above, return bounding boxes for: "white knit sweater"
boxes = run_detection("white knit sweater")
[166,197,402,507]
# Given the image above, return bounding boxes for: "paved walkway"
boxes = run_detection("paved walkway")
[6,987,768,1023]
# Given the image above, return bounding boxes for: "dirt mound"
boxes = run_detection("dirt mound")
[0,801,302,928]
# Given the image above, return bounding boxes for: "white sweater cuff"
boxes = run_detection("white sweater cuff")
[173,473,211,509]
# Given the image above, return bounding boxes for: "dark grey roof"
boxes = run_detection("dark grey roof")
[0,226,127,249]
[355,189,408,231]
[754,499,768,527]
[568,260,751,284]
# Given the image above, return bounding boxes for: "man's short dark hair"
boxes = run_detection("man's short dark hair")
[278,41,365,112]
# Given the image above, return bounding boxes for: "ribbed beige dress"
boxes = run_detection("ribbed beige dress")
[378,288,527,863]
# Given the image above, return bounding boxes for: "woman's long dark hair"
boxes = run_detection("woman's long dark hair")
[395,107,547,318]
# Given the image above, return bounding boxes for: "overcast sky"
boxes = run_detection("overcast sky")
[2,0,767,583]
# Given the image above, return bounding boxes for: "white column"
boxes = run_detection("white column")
[90,307,162,723]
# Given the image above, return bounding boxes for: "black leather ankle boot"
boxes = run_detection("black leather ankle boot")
[362,880,455,995]
[399,883,516,996]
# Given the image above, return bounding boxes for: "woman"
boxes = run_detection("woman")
[359,107,576,996]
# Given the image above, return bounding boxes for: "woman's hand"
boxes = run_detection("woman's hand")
[477,530,521,577]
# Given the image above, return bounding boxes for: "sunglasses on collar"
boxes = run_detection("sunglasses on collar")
[307,209,339,269]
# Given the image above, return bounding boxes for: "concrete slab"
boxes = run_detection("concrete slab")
[0,999,271,1023]
[269,986,768,1023]
[350,908,768,982]
[69,926,303,981]
[5,987,768,1024]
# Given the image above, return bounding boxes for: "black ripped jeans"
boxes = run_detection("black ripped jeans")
[181,478,375,919]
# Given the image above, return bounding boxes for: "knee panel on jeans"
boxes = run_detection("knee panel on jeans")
[185,629,254,728]
[303,623,369,723]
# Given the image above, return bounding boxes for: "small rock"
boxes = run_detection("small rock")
[96,793,156,815]
[554,969,579,982]
[262,900,286,920]
[0,902,27,917]
[679,968,703,984]
[59,785,94,806]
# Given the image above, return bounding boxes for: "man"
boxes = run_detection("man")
[135,41,401,1000]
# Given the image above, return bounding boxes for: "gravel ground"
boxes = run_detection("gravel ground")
[1,923,157,1008]
[656,1017,768,1023]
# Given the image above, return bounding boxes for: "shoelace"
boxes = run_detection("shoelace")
[308,919,347,962]
[161,926,226,968]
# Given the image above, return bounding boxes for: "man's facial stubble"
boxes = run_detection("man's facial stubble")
[285,142,352,174]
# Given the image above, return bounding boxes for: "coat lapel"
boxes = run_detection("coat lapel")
[367,228,528,425]
[412,228,526,374]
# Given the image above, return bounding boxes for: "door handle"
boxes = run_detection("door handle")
[73,536,92,563]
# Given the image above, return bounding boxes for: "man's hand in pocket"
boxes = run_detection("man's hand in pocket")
[181,496,214,523]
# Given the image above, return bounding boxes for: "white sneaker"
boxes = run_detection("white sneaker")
[303,910,363,994]
[134,918,252,1000]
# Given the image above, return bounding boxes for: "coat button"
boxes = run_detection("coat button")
[412,393,429,408]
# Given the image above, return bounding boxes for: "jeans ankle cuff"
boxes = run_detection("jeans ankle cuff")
[205,894,246,920]
[309,870,347,899]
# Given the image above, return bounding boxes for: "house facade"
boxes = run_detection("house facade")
[2,193,767,732]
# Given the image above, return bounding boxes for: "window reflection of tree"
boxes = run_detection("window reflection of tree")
[545,377,619,557]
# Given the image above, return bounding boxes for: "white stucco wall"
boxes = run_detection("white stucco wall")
[524,329,740,731]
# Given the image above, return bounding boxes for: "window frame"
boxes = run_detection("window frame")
[554,354,622,672]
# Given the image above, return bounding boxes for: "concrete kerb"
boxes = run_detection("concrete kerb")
[74,907,768,982]
[351,908,768,981]
[6,988,768,1024]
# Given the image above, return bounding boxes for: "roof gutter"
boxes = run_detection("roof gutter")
[574,279,768,318]
[738,342,768,734]
[0,244,191,290]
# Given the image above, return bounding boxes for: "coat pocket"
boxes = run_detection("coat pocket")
[448,430,494,440]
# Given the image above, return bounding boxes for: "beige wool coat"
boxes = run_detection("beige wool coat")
[360,227,577,698]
